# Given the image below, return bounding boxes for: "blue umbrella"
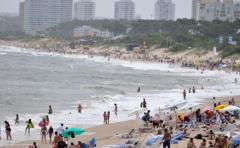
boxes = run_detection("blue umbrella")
[62,128,85,138]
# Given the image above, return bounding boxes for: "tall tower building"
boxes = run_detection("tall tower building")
[114,0,135,20]
[19,0,25,31]
[74,0,95,20]
[23,0,73,35]
[154,0,175,20]
[192,0,198,19]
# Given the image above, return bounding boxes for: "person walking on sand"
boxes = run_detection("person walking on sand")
[162,128,171,148]
[107,111,110,124]
[114,104,118,116]
[103,112,107,124]
[25,119,34,135]
[183,89,186,100]
[48,126,54,143]
[4,121,11,140]
[48,105,53,114]
[41,124,47,143]
[15,114,19,125]
[78,104,82,113]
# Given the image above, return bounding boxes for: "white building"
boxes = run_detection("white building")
[22,0,73,35]
[74,0,95,20]
[154,0,175,20]
[73,26,114,38]
[114,0,135,20]
[192,0,240,21]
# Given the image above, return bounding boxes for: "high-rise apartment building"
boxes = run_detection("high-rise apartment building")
[114,0,135,20]
[154,0,175,20]
[19,1,25,31]
[74,0,95,20]
[22,0,73,35]
[192,0,240,22]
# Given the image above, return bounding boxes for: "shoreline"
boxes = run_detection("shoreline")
[0,44,240,147]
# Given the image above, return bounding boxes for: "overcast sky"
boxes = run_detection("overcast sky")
[0,0,192,19]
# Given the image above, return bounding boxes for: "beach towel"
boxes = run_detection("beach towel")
[145,135,163,146]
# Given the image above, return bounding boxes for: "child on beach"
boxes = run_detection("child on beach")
[25,119,34,135]
[15,114,19,125]
[48,126,54,143]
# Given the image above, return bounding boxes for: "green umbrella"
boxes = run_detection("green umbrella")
[62,128,85,138]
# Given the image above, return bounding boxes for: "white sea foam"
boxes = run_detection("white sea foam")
[0,46,240,146]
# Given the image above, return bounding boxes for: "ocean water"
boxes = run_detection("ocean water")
[0,46,240,146]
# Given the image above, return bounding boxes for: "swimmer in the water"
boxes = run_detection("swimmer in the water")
[137,86,141,92]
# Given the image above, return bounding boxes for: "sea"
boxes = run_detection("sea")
[0,45,240,146]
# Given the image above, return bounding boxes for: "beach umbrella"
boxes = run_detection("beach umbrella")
[214,105,228,111]
[62,128,85,138]
[220,105,240,112]
[128,108,147,117]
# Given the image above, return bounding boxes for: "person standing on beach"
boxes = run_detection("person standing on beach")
[114,104,118,116]
[4,121,11,140]
[25,119,34,135]
[57,124,65,135]
[48,105,53,114]
[52,132,62,145]
[183,89,186,100]
[15,114,19,125]
[78,104,82,113]
[41,124,47,143]
[48,126,54,143]
[141,98,147,108]
[103,112,107,124]
[107,111,110,124]
[162,128,171,148]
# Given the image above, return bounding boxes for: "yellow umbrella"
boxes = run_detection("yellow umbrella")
[214,105,228,111]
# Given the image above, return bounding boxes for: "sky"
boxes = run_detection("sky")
[0,0,192,19]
